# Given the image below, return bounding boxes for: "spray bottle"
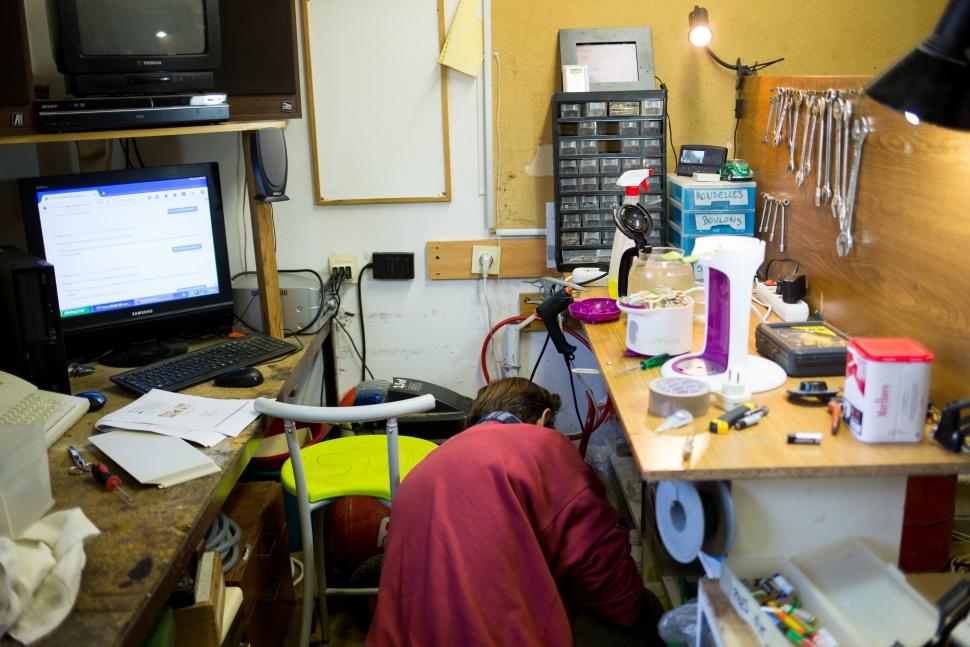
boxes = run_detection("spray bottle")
[607,168,654,298]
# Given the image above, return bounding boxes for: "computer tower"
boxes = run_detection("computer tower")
[0,246,70,394]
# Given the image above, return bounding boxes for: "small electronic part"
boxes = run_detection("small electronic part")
[787,380,842,403]
[709,402,757,434]
[676,144,728,176]
[787,432,822,445]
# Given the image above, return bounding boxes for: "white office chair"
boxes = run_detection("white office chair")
[253,394,437,646]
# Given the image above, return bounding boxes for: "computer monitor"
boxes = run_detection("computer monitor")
[18,162,234,366]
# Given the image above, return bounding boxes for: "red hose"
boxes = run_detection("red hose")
[480,314,592,384]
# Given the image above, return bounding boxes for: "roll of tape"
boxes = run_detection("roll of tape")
[655,481,705,564]
[648,377,710,417]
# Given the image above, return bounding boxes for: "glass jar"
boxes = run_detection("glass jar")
[627,247,694,295]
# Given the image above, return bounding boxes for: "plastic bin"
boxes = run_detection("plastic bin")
[0,425,53,539]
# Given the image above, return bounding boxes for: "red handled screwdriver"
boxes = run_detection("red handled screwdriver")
[91,462,133,503]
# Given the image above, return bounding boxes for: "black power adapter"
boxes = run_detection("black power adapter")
[779,274,807,304]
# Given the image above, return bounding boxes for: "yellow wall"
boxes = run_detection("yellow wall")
[491,0,945,229]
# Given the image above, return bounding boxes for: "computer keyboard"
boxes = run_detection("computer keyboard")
[110,333,298,395]
[0,371,90,447]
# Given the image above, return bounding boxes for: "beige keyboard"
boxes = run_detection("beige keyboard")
[0,373,90,447]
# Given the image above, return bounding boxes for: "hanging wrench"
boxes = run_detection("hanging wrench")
[788,92,803,174]
[779,200,790,252]
[838,98,853,221]
[796,97,818,186]
[836,116,871,257]
[758,192,771,231]
[814,95,827,207]
[774,89,790,147]
[763,91,777,145]
[830,97,844,219]
[769,198,779,242]
[821,89,836,204]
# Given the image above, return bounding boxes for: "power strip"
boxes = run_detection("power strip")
[754,281,809,322]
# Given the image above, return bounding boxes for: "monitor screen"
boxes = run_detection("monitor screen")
[19,163,233,359]
[76,0,208,56]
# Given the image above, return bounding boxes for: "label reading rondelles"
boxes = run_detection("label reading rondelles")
[692,188,749,206]
[693,212,747,231]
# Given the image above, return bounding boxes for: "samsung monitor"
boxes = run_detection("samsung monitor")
[48,0,221,95]
[19,162,234,366]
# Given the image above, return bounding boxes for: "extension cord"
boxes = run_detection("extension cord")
[754,281,809,322]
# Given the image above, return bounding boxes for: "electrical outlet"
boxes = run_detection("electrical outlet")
[471,245,501,275]
[754,281,810,322]
[328,255,360,282]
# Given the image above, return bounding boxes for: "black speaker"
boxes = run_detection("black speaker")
[251,128,289,202]
[0,0,34,135]
[214,0,301,121]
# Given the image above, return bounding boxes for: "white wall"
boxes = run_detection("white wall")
[1,0,607,436]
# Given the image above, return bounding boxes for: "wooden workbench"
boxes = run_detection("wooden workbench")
[576,288,970,567]
[8,327,334,647]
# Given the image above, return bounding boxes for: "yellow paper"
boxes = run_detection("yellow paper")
[438,0,483,76]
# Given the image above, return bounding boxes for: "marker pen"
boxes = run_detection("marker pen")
[787,432,822,445]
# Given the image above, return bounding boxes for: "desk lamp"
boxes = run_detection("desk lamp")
[688,5,784,149]
[661,236,787,393]
[865,0,970,130]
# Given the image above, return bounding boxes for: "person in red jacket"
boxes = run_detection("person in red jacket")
[367,378,662,646]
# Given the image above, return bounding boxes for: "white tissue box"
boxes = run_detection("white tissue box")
[0,425,53,539]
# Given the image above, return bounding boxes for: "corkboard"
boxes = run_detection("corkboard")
[489,0,945,230]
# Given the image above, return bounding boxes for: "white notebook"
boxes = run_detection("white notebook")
[89,430,220,488]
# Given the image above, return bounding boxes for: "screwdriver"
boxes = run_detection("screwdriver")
[91,462,133,503]
[615,353,671,377]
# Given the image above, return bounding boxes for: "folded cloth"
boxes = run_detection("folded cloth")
[0,509,100,644]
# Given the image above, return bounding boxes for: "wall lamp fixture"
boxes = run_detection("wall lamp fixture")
[866,0,970,130]
[688,5,784,92]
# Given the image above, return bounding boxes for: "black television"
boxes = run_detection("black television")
[47,0,221,96]
[18,163,235,366]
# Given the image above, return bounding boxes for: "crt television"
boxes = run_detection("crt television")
[19,162,234,365]
[48,0,221,95]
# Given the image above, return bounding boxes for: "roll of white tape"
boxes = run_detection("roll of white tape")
[655,481,705,564]
[648,377,710,418]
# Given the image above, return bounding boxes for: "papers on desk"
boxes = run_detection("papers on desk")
[89,431,220,488]
[94,389,259,447]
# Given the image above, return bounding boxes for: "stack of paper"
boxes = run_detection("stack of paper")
[89,431,220,488]
[95,389,260,447]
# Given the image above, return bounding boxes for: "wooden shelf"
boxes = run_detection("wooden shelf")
[0,119,285,145]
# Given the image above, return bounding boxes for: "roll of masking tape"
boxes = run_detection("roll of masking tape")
[655,481,705,564]
[648,377,710,418]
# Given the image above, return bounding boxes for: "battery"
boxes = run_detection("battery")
[755,321,849,377]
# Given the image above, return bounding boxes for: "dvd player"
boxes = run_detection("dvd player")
[37,94,230,133]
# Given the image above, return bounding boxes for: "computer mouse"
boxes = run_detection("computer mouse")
[214,367,264,388]
[76,390,107,412]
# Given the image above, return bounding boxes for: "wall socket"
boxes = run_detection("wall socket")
[328,255,360,282]
[471,245,501,275]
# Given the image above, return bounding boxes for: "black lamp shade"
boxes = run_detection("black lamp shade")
[866,0,970,130]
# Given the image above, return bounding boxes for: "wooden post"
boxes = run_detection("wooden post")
[242,130,284,338]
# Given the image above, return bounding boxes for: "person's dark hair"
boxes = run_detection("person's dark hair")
[465,378,562,428]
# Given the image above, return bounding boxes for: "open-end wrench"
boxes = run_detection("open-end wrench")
[821,90,836,204]
[788,92,803,174]
[814,96,827,207]
[839,98,853,220]
[836,116,871,257]
[763,92,777,145]
[779,200,790,252]
[769,198,779,242]
[758,192,771,231]
[830,98,844,219]
[796,97,818,186]
[773,90,789,146]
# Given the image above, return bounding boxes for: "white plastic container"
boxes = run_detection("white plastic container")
[0,424,54,538]
[843,337,934,443]
[617,297,696,356]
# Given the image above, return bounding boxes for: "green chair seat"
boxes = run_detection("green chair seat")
[280,434,437,502]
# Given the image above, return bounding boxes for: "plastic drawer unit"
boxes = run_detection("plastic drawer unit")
[666,173,756,256]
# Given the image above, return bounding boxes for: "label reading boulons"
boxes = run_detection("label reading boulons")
[694,212,746,231]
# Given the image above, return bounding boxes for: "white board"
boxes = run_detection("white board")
[303,0,451,204]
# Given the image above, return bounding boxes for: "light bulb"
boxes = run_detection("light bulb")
[689,26,712,47]
[904,111,921,125]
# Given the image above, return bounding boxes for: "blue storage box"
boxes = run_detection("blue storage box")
[667,173,756,211]
[667,222,754,257]
[668,201,755,236]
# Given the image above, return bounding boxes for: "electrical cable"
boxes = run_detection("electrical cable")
[529,334,551,382]
[574,271,608,286]
[655,74,677,159]
[357,263,374,381]
[480,314,591,384]
[565,356,585,437]
[205,512,243,573]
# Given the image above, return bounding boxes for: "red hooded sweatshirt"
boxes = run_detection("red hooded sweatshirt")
[367,422,644,646]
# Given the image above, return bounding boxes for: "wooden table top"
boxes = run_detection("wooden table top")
[577,290,970,482]
[11,332,319,647]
